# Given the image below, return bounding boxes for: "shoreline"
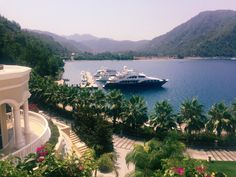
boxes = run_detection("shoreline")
[65,56,235,62]
[134,56,235,60]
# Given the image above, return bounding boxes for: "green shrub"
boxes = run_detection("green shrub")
[218,135,236,147]
[182,133,218,147]
[47,119,60,147]
[0,160,28,177]
[97,153,114,173]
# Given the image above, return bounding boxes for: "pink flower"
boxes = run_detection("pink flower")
[196,166,205,174]
[174,167,185,175]
[36,146,48,158]
[36,145,45,153]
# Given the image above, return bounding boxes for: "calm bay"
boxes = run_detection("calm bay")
[63,59,236,111]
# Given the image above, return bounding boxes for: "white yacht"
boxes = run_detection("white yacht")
[94,67,117,81]
[104,67,168,89]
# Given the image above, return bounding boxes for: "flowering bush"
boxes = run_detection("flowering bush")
[161,158,227,177]
[6,144,97,177]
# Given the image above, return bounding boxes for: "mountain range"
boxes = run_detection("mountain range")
[31,10,236,57]
[67,33,149,53]
[1,10,236,57]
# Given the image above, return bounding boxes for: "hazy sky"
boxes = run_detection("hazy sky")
[1,0,236,41]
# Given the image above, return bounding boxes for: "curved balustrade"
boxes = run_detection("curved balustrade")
[2,111,51,160]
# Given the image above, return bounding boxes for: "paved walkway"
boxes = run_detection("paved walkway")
[113,135,137,150]
[98,135,143,177]
[187,148,236,161]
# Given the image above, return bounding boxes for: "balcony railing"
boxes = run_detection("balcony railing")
[2,111,51,160]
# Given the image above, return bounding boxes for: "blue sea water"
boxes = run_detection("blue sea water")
[63,59,236,111]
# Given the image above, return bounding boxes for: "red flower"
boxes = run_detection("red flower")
[37,156,45,162]
[36,146,48,158]
[196,166,205,174]
[174,167,185,175]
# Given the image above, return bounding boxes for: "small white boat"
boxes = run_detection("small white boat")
[94,67,117,81]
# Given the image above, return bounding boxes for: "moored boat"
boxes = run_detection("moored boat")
[104,67,168,89]
[94,67,117,81]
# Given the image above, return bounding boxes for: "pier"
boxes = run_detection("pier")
[80,71,98,88]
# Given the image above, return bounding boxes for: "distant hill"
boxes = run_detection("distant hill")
[79,38,149,53]
[66,34,149,53]
[66,33,99,42]
[143,10,236,57]
[32,30,91,52]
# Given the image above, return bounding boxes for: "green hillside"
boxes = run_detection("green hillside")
[143,10,236,57]
[0,15,65,77]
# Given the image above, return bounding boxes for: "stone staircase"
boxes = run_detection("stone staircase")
[39,111,89,156]
[70,131,89,155]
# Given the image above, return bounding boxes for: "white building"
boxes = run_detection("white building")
[0,65,50,159]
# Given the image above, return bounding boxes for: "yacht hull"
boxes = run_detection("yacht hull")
[104,79,168,89]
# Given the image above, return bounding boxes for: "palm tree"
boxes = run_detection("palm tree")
[126,140,162,177]
[230,101,236,135]
[126,137,185,177]
[179,98,206,134]
[207,102,233,137]
[122,96,148,131]
[106,90,124,128]
[150,100,177,133]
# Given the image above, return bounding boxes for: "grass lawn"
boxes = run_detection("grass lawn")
[208,161,236,177]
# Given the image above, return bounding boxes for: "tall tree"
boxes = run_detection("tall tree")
[106,90,124,128]
[207,103,233,136]
[150,100,177,133]
[179,98,206,134]
[122,96,148,131]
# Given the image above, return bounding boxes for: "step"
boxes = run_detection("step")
[114,137,127,147]
[206,150,219,161]
[226,150,236,161]
[217,150,233,161]
[125,140,135,150]
[120,138,131,148]
[70,136,80,141]
[78,146,87,151]
[208,150,223,161]
[71,140,81,144]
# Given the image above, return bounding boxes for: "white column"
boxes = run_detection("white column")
[23,100,30,134]
[13,106,25,149]
[0,104,8,147]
